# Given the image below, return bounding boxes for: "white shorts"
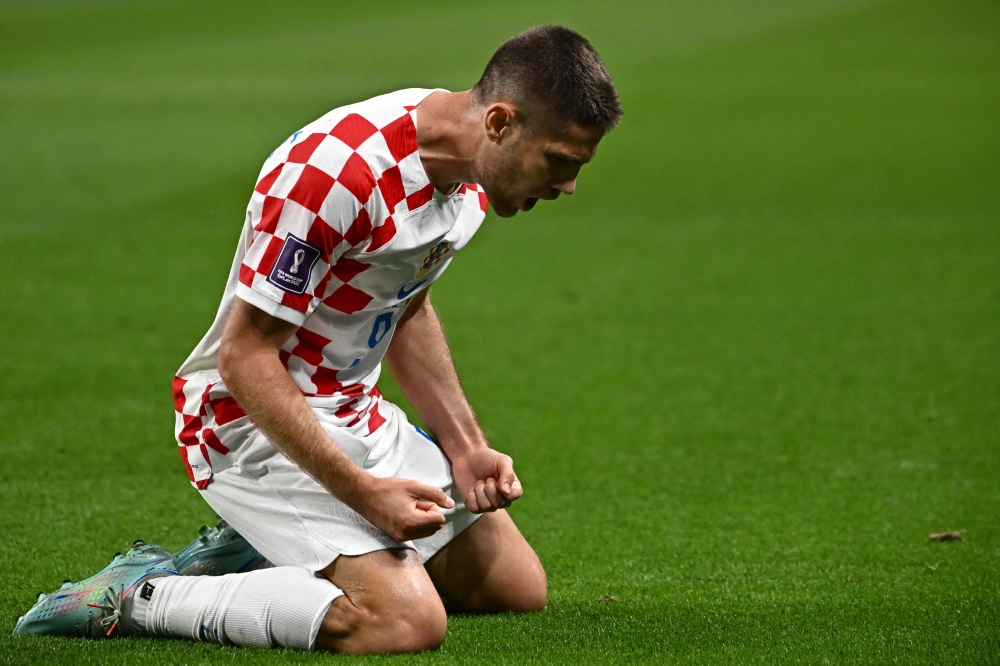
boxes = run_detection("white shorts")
[200,402,480,572]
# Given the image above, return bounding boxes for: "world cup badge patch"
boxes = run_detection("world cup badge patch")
[267,234,321,295]
[414,241,451,280]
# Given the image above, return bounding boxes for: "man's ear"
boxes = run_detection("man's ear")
[484,102,520,144]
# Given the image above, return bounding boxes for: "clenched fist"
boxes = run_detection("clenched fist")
[451,447,523,513]
[357,476,455,542]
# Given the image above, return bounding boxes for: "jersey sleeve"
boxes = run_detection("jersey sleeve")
[236,134,378,326]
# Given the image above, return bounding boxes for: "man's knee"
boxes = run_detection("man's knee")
[426,511,549,614]
[506,554,548,613]
[380,598,448,653]
[316,587,447,654]
[458,544,548,614]
[314,548,447,654]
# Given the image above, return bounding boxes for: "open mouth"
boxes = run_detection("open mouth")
[521,197,538,211]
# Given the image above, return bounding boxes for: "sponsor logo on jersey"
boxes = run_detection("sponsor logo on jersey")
[414,241,451,280]
[267,235,321,295]
[397,280,426,300]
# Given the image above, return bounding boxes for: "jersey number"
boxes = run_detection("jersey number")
[368,312,393,348]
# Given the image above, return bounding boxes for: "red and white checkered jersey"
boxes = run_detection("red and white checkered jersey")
[172,89,489,489]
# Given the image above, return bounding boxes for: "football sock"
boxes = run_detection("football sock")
[133,567,343,650]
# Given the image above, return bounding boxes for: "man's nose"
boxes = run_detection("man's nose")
[554,178,576,196]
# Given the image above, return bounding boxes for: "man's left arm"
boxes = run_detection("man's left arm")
[384,289,522,513]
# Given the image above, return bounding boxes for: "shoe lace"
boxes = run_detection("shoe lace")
[83,585,124,638]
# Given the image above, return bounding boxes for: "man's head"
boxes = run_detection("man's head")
[470,26,622,217]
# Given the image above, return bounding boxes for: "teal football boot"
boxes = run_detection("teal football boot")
[12,541,178,638]
[173,518,272,576]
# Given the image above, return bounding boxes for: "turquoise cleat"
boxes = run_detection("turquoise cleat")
[173,518,272,576]
[12,541,178,638]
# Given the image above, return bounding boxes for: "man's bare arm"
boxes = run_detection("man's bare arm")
[385,289,523,513]
[218,296,453,542]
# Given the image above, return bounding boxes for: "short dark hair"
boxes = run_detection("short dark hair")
[471,26,622,132]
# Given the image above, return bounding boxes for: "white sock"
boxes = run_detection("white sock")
[128,576,165,630]
[135,567,343,650]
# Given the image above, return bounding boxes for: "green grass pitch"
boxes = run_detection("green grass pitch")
[1,0,998,663]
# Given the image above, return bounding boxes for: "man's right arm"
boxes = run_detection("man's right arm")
[217,296,453,543]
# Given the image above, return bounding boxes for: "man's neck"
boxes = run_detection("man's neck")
[415,90,481,192]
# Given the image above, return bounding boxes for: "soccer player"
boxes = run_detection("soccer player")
[15,26,621,654]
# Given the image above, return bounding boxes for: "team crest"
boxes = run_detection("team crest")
[414,241,451,279]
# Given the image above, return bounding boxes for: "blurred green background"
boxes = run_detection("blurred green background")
[1,0,998,663]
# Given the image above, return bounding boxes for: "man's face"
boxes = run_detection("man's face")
[477,115,604,218]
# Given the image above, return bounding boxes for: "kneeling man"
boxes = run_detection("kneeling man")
[15,25,621,654]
